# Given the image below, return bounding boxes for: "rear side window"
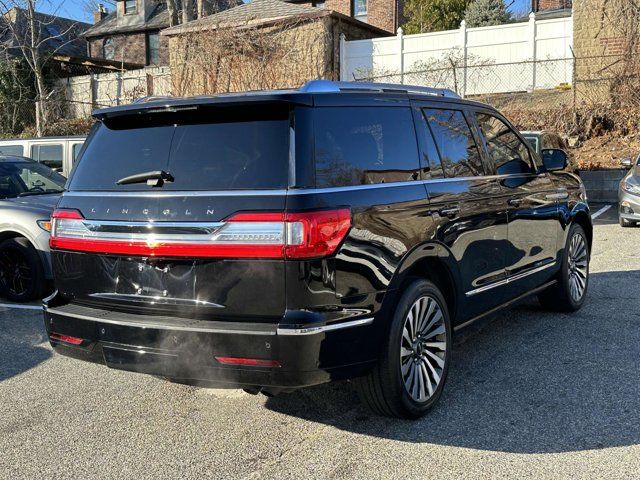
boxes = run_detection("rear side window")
[0,145,23,156]
[423,109,484,178]
[314,107,420,187]
[69,105,290,191]
[476,113,534,175]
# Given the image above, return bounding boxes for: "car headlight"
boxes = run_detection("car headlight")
[37,219,52,232]
[622,180,640,196]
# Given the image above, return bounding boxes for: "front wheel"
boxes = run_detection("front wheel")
[538,223,589,312]
[356,279,452,418]
[0,237,45,302]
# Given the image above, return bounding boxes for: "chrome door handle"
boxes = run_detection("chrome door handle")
[545,191,569,200]
[439,207,460,218]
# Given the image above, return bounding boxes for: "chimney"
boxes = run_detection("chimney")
[93,4,108,23]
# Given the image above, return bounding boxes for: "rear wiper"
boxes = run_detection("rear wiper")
[116,170,174,187]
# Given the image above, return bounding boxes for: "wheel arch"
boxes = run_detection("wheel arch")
[571,208,593,251]
[0,228,51,278]
[384,242,462,324]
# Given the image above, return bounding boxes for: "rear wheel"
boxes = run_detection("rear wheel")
[0,237,45,302]
[356,279,452,418]
[538,223,589,312]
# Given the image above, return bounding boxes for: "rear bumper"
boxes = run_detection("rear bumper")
[43,294,378,391]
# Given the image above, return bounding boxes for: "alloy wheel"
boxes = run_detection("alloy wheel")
[400,295,447,403]
[0,249,32,297]
[568,232,588,302]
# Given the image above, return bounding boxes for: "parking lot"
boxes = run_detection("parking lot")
[0,204,638,479]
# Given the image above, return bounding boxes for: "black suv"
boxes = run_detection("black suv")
[44,81,591,418]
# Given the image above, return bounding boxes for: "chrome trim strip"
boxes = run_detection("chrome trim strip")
[276,317,374,336]
[63,190,289,197]
[88,293,224,308]
[81,220,225,229]
[63,173,542,198]
[465,261,557,297]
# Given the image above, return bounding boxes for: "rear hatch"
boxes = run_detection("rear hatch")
[52,103,291,321]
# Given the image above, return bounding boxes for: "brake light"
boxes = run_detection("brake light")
[49,332,83,345]
[49,208,351,259]
[215,356,281,367]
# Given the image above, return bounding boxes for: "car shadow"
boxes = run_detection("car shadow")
[265,270,640,454]
[0,307,51,382]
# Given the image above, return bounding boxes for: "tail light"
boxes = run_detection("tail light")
[50,208,351,259]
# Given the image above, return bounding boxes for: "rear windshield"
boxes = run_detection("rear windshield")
[69,105,290,191]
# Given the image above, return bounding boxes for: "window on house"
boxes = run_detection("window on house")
[146,32,160,65]
[124,0,137,15]
[103,37,115,60]
[352,0,367,22]
[312,0,325,8]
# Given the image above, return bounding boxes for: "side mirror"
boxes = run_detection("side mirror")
[621,158,633,168]
[542,149,568,172]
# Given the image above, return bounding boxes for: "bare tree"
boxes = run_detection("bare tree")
[0,0,81,135]
[167,0,179,26]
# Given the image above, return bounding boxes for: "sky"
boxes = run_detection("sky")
[33,0,533,24]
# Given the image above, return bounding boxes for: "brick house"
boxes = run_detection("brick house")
[83,0,240,67]
[286,0,403,34]
[532,0,572,12]
[163,0,388,94]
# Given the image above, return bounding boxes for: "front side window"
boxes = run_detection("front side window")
[476,113,534,175]
[314,107,421,187]
[103,38,115,60]
[146,32,160,65]
[30,144,63,171]
[423,109,483,178]
[124,0,137,14]
[0,162,65,199]
[352,0,367,21]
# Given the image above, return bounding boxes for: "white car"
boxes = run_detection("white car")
[0,136,85,178]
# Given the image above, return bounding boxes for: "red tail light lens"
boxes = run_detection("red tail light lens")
[49,332,84,345]
[49,208,351,259]
[215,356,281,367]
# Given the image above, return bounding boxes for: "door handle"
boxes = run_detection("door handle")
[507,198,524,207]
[439,206,460,218]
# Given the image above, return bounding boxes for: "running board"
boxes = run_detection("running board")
[454,280,557,332]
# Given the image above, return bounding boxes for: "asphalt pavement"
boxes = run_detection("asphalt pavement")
[1,204,638,479]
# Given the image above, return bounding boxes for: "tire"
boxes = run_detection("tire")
[0,237,45,302]
[355,279,452,419]
[538,223,589,312]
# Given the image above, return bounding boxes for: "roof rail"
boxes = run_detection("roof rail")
[299,80,460,98]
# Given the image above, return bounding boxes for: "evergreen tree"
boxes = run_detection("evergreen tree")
[464,0,512,28]
[403,0,471,34]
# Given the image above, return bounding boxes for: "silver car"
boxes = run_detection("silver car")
[0,156,65,301]
[619,155,640,227]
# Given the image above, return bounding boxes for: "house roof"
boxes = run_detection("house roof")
[0,7,90,58]
[82,2,170,38]
[162,0,323,35]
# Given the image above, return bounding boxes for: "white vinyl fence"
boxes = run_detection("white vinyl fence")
[57,66,172,118]
[341,13,573,96]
